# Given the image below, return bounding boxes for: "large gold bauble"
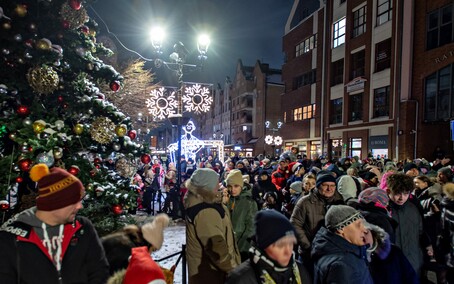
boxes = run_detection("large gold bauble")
[26,66,59,94]
[73,123,84,135]
[115,124,127,137]
[35,38,52,51]
[90,117,115,144]
[32,120,46,134]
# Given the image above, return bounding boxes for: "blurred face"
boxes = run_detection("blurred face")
[318,182,336,198]
[438,172,449,184]
[338,219,368,246]
[54,199,84,224]
[279,161,288,170]
[229,184,242,197]
[389,191,410,205]
[413,178,428,190]
[405,168,418,177]
[260,174,269,181]
[264,235,296,266]
[303,178,315,192]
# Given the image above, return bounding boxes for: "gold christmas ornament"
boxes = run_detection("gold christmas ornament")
[90,117,115,144]
[53,147,63,159]
[59,2,88,29]
[115,124,127,137]
[27,66,59,94]
[32,120,46,134]
[115,157,136,178]
[36,38,52,51]
[73,123,84,135]
[14,4,27,17]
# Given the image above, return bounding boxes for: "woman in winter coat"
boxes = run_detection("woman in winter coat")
[224,169,258,261]
[252,171,280,209]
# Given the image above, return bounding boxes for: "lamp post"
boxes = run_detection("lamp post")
[149,28,210,197]
[265,120,283,157]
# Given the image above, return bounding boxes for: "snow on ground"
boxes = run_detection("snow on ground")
[152,222,187,284]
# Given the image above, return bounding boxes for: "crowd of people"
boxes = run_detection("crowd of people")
[3,147,454,283]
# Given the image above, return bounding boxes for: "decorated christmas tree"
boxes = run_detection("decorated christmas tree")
[0,0,150,235]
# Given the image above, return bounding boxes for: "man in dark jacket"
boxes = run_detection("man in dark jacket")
[0,164,109,284]
[226,210,311,284]
[312,205,373,284]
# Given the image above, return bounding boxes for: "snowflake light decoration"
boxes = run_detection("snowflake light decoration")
[265,135,274,145]
[146,87,178,120]
[182,83,213,114]
[274,136,283,145]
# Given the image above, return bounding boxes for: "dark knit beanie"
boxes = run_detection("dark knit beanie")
[29,164,85,211]
[358,187,389,209]
[254,210,296,250]
[325,205,364,232]
[316,173,336,188]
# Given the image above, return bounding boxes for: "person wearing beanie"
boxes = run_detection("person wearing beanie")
[290,172,343,270]
[0,163,109,284]
[101,213,170,275]
[311,205,373,284]
[226,210,312,284]
[438,166,453,185]
[107,246,167,284]
[251,171,280,210]
[282,181,304,218]
[224,169,258,261]
[271,158,290,191]
[184,168,240,284]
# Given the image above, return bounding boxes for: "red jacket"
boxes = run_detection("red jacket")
[271,167,290,190]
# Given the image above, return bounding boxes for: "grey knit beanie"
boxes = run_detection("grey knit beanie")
[325,205,363,231]
[290,181,303,193]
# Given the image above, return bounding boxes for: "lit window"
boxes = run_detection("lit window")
[293,107,302,121]
[333,18,346,48]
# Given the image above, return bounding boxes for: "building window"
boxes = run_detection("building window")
[293,107,303,121]
[295,34,317,57]
[330,98,343,124]
[331,139,343,159]
[351,50,365,79]
[377,0,392,26]
[427,4,453,50]
[375,38,391,72]
[349,93,363,121]
[303,104,316,120]
[373,86,390,118]
[349,138,362,158]
[424,65,453,122]
[331,59,344,86]
[353,6,367,37]
[292,69,316,90]
[333,17,346,48]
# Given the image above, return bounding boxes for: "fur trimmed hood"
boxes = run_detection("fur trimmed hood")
[364,221,391,261]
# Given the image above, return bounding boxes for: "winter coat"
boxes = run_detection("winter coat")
[0,207,109,284]
[252,174,279,209]
[271,167,290,190]
[356,202,398,243]
[184,184,240,284]
[439,197,454,267]
[226,245,312,284]
[414,184,443,249]
[366,223,419,284]
[290,189,344,256]
[226,184,258,257]
[337,175,359,202]
[389,199,424,275]
[311,227,373,284]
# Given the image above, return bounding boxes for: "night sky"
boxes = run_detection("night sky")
[89,0,294,85]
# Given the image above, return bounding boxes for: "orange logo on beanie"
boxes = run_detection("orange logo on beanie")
[30,164,85,211]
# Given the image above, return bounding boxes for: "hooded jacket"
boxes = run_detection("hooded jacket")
[0,207,109,284]
[184,182,240,284]
[311,227,373,284]
[226,184,258,257]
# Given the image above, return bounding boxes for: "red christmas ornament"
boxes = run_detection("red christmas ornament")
[109,81,121,92]
[140,154,151,164]
[90,169,97,177]
[28,146,33,153]
[24,39,34,48]
[62,20,70,29]
[69,0,82,10]
[93,157,102,164]
[128,130,137,140]
[80,25,89,34]
[68,165,80,175]
[112,204,123,215]
[16,105,30,116]
[18,158,33,172]
[57,96,64,102]
[0,201,9,211]
[15,176,24,183]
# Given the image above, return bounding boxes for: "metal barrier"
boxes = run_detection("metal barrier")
[156,244,187,284]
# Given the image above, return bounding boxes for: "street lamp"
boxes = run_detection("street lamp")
[148,27,211,197]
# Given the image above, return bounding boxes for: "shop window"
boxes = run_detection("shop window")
[349,138,362,158]
[331,139,343,159]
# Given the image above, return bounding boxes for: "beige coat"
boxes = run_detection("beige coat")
[184,184,240,284]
